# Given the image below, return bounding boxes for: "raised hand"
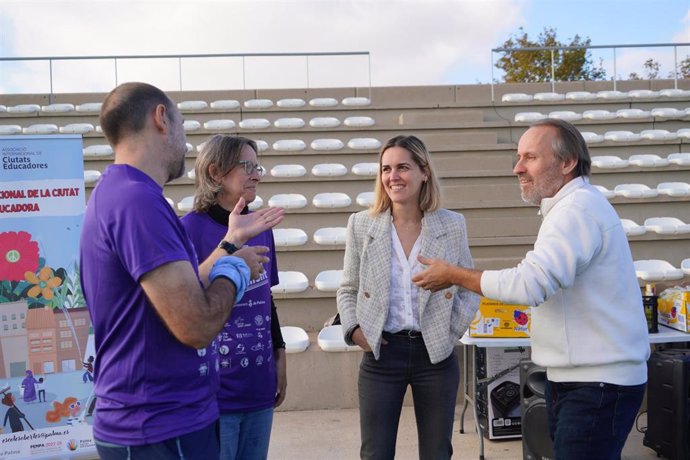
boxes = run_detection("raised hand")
[225,197,285,245]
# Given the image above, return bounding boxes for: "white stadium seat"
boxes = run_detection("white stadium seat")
[311,139,344,151]
[244,99,273,109]
[273,118,305,129]
[341,97,371,107]
[604,131,641,142]
[177,100,208,111]
[165,197,175,208]
[318,325,361,352]
[501,93,533,102]
[639,129,677,141]
[644,217,690,235]
[177,196,194,212]
[183,120,201,132]
[309,97,338,107]
[547,111,582,121]
[514,112,546,122]
[309,117,341,128]
[186,169,195,180]
[356,192,375,207]
[615,109,651,119]
[83,170,102,185]
[312,193,352,209]
[667,153,690,166]
[239,118,271,129]
[311,163,348,177]
[268,194,308,209]
[210,99,240,110]
[347,138,381,150]
[75,102,102,112]
[313,227,347,246]
[276,98,306,108]
[565,91,596,101]
[581,132,604,144]
[41,103,74,113]
[185,143,193,153]
[591,156,629,169]
[204,119,235,130]
[271,271,309,294]
[270,164,307,178]
[656,182,690,197]
[620,219,647,237]
[248,196,264,210]
[280,326,310,353]
[344,116,375,127]
[650,107,686,119]
[582,110,617,121]
[60,123,94,134]
[628,89,659,99]
[351,162,378,176]
[273,139,306,152]
[533,92,564,101]
[659,88,690,98]
[614,184,659,198]
[0,105,6,112]
[628,154,669,168]
[23,124,58,134]
[315,270,343,292]
[634,260,684,282]
[272,228,308,247]
[8,104,40,113]
[677,129,690,140]
[196,142,207,153]
[83,144,113,157]
[255,140,269,152]
[596,90,627,100]
[0,125,22,135]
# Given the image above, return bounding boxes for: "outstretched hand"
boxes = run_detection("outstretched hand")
[412,255,454,292]
[225,197,285,246]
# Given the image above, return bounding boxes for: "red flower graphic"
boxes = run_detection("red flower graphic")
[0,231,40,282]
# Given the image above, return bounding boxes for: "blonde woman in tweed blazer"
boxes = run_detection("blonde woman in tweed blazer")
[336,135,479,460]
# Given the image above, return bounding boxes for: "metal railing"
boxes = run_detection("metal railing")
[0,51,372,98]
[490,42,690,101]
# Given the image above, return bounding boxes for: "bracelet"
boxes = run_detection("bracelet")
[209,256,250,302]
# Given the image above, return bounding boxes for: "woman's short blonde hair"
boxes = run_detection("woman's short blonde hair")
[369,135,441,214]
[193,134,258,212]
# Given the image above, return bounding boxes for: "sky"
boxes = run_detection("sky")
[0,0,689,94]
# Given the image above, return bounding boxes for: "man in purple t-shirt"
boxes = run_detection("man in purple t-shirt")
[79,82,284,460]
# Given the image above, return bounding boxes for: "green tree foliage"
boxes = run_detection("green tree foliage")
[496,27,606,82]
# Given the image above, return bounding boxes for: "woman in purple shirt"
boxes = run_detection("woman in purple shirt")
[181,135,286,460]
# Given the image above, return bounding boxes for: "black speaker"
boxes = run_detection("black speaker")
[643,349,690,460]
[520,359,554,460]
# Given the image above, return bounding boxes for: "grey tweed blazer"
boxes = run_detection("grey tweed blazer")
[336,208,480,364]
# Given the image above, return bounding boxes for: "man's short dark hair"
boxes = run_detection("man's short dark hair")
[530,118,591,177]
[99,82,174,146]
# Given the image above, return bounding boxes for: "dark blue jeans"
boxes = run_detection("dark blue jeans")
[95,421,219,460]
[358,332,459,460]
[545,380,645,460]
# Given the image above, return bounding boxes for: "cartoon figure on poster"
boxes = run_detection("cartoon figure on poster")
[21,369,38,403]
[1,385,34,433]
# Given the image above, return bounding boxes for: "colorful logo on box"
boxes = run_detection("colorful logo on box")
[66,439,78,451]
[513,310,529,326]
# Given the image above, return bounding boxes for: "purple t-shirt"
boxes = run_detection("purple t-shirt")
[79,165,220,445]
[181,211,278,413]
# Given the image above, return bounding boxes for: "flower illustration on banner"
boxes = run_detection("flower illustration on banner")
[26,266,63,301]
[0,231,39,282]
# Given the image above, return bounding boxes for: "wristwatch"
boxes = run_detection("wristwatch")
[218,240,239,255]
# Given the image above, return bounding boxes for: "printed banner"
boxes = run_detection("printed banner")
[0,135,96,459]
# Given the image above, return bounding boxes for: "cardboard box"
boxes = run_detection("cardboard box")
[469,297,531,337]
[476,346,531,440]
[658,291,689,333]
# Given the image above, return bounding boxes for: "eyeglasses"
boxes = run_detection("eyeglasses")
[237,160,266,177]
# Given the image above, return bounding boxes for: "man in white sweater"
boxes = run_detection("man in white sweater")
[413,118,650,459]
